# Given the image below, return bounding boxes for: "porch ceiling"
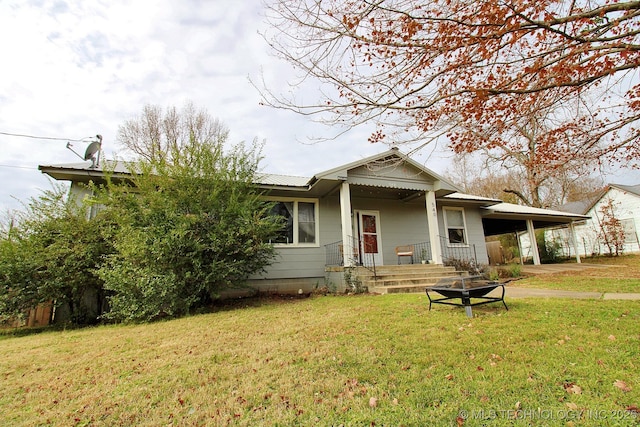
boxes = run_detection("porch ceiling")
[482,218,573,236]
[265,178,453,200]
[349,185,421,200]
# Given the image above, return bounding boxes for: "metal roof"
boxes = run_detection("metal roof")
[255,173,310,187]
[484,202,589,219]
[612,183,640,197]
[480,201,590,236]
[442,192,503,205]
[555,183,640,215]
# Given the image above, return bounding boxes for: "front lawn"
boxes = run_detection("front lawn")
[513,254,640,293]
[1,295,638,426]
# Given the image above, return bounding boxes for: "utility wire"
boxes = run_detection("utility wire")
[0,131,95,142]
[0,164,38,170]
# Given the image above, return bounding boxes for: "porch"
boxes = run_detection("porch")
[325,264,465,294]
[324,236,480,268]
[324,236,478,294]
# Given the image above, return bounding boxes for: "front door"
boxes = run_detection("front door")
[356,210,383,267]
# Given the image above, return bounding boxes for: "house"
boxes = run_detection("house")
[548,184,640,257]
[39,148,589,294]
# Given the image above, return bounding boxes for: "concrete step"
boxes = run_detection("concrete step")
[369,284,434,294]
[362,275,459,288]
[353,264,470,294]
[361,270,461,281]
[355,265,458,277]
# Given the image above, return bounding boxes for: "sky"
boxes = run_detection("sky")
[1,0,638,215]
[0,0,409,214]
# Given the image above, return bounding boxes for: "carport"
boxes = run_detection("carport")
[480,203,590,265]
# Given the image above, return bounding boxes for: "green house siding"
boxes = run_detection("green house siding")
[253,194,490,284]
[350,197,432,264]
[438,205,489,265]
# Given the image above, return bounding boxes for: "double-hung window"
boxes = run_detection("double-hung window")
[269,199,318,246]
[622,219,638,244]
[444,207,468,245]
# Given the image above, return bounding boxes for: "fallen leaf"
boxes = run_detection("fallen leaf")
[608,335,616,341]
[476,366,484,371]
[445,374,454,381]
[456,415,465,426]
[626,405,639,414]
[369,397,378,408]
[392,398,398,405]
[614,380,632,392]
[514,401,521,410]
[563,382,582,395]
[566,402,578,410]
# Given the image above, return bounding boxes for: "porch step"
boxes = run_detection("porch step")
[352,264,467,294]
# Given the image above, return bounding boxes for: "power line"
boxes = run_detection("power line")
[0,164,38,171]
[0,131,95,142]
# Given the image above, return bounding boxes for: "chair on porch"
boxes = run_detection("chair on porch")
[395,245,414,264]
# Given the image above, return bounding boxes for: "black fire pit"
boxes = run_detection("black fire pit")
[425,275,508,317]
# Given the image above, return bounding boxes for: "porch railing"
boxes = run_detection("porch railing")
[324,236,478,269]
[325,236,379,285]
[324,236,361,267]
[412,241,432,263]
[440,235,479,273]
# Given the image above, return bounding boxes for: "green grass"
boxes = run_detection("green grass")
[516,275,640,293]
[1,295,639,426]
[514,254,640,293]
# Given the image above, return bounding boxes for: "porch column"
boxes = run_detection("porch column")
[569,222,581,264]
[339,182,354,267]
[426,190,443,264]
[516,231,524,265]
[526,219,541,265]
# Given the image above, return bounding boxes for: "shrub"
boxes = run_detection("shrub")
[0,187,113,325]
[97,139,282,322]
[508,263,522,278]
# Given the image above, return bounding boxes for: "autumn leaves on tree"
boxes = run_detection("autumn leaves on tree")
[261,0,640,180]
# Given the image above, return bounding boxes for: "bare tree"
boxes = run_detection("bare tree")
[117,102,229,163]
[447,148,605,208]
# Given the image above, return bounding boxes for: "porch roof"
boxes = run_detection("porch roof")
[38,161,132,183]
[480,202,590,236]
[41,149,459,200]
[308,147,460,197]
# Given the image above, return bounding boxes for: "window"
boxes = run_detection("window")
[269,199,318,245]
[622,219,638,244]
[444,207,467,245]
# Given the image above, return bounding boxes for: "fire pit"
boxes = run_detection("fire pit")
[425,275,508,317]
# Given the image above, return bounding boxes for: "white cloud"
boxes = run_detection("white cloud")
[0,0,351,212]
[0,0,638,214]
